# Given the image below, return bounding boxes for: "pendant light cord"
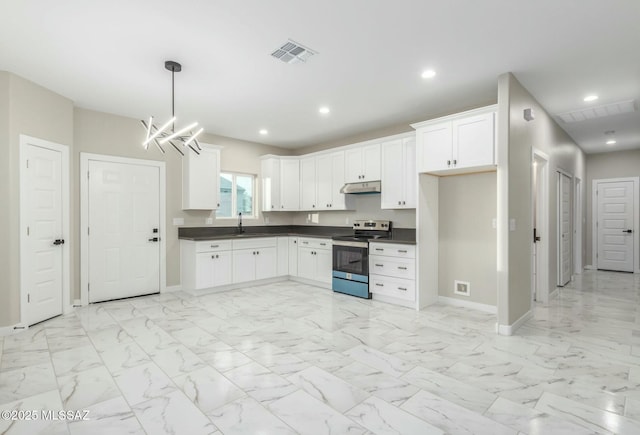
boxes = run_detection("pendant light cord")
[171,68,175,133]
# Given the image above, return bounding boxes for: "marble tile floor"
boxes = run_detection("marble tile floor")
[1,270,640,434]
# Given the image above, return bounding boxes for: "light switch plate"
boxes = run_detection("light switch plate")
[492,218,497,229]
[509,218,516,231]
[172,218,184,226]
[205,218,213,225]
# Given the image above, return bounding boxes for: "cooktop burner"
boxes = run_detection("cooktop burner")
[332,220,392,242]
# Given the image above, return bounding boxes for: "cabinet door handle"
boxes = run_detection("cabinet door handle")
[375,248,384,252]
[453,159,457,165]
[210,244,219,248]
[398,287,407,291]
[398,250,407,253]
[375,264,384,267]
[398,266,407,270]
[252,251,256,255]
[272,205,274,209]
[320,243,327,246]
[312,204,315,208]
[302,241,308,244]
[375,283,384,287]
[447,160,451,166]
[211,255,215,259]
[398,201,401,205]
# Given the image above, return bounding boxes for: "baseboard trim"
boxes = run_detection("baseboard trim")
[184,276,290,295]
[164,285,182,293]
[289,276,332,290]
[549,288,559,300]
[372,294,415,309]
[0,323,28,337]
[584,265,596,270]
[63,305,75,315]
[438,296,497,314]
[497,310,533,336]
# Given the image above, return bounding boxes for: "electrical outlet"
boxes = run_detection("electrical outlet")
[346,217,350,225]
[492,218,497,229]
[172,218,184,226]
[509,218,516,231]
[205,218,213,225]
[264,216,270,224]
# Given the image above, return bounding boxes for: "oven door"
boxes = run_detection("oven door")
[332,242,368,276]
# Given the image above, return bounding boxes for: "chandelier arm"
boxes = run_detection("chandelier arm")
[187,144,200,155]
[169,141,185,156]
[153,138,166,154]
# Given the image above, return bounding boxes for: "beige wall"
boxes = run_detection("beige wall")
[585,149,640,268]
[73,108,292,297]
[1,72,74,327]
[498,73,586,325]
[438,173,497,306]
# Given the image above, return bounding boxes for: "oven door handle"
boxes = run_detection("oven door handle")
[348,260,361,264]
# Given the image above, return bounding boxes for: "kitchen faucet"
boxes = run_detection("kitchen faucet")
[237,212,244,234]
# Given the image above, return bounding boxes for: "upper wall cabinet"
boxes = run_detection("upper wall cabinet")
[413,105,497,176]
[261,156,300,212]
[182,144,222,210]
[316,151,353,210]
[299,156,317,210]
[381,136,416,209]
[345,143,381,183]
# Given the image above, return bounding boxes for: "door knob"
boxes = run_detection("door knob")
[53,239,65,246]
[148,237,159,242]
[623,229,633,233]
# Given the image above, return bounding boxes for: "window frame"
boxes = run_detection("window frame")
[217,171,257,219]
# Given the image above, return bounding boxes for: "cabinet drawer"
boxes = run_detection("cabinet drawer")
[370,275,415,301]
[298,237,331,250]
[369,243,415,259]
[232,237,277,250]
[369,255,415,279]
[195,240,233,253]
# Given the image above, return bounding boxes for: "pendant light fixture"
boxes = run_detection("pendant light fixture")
[141,61,204,155]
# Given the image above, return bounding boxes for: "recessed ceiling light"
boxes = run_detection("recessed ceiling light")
[319,106,330,115]
[421,69,436,79]
[606,139,617,145]
[583,95,598,102]
[259,129,268,135]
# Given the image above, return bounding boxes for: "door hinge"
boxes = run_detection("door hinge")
[27,293,30,303]
[87,171,90,179]
[26,159,29,169]
[87,227,90,235]
[88,283,90,292]
[27,226,30,236]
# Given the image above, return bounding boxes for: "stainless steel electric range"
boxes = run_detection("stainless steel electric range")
[331,220,391,298]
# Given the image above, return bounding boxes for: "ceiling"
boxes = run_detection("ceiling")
[0,1,638,152]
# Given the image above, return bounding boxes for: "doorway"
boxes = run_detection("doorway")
[592,178,639,273]
[20,135,70,326]
[532,150,549,302]
[557,171,573,286]
[80,154,166,304]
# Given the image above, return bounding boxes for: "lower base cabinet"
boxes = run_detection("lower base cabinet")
[369,242,416,304]
[297,238,332,284]
[196,251,232,288]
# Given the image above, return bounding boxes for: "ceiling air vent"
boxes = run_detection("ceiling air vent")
[557,100,636,123]
[271,39,316,64]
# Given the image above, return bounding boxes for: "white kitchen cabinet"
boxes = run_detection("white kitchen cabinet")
[232,238,278,283]
[181,239,233,290]
[381,136,416,209]
[344,143,381,183]
[288,237,298,277]
[255,247,277,280]
[261,157,281,211]
[369,242,416,306]
[297,237,332,283]
[182,145,222,210]
[413,106,496,175]
[277,237,289,276]
[280,158,300,210]
[300,156,317,210]
[316,151,353,210]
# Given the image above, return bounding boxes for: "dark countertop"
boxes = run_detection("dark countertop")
[178,225,416,244]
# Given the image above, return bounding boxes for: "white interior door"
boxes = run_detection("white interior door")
[88,161,160,302]
[597,180,634,272]
[558,173,572,286]
[23,144,64,325]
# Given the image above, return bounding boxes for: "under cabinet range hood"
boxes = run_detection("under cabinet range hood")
[340,181,381,194]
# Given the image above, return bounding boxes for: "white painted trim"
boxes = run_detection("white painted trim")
[80,153,167,305]
[372,293,415,309]
[592,177,640,273]
[185,276,291,295]
[584,265,596,270]
[164,285,182,293]
[532,149,549,303]
[0,324,29,337]
[19,135,71,327]
[557,170,574,286]
[410,104,498,129]
[289,276,332,290]
[497,310,533,336]
[438,296,497,314]
[549,288,559,300]
[574,177,583,274]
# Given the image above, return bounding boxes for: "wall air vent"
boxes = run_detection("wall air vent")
[271,39,317,64]
[557,99,636,123]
